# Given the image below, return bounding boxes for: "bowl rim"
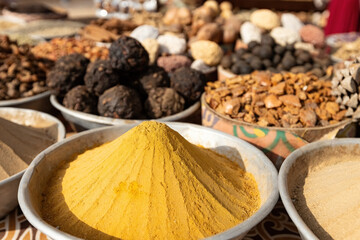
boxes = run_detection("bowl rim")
[50,95,201,124]
[18,122,279,240]
[278,138,360,240]
[0,107,66,186]
[0,91,51,107]
[201,93,354,132]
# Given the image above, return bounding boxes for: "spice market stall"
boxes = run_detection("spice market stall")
[0,0,359,239]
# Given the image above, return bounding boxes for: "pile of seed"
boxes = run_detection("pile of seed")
[0,35,53,100]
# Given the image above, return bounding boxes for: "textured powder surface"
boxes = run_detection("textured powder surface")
[0,117,56,180]
[292,156,360,240]
[42,121,260,240]
[0,141,27,181]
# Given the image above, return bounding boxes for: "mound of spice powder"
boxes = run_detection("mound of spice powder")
[41,121,260,240]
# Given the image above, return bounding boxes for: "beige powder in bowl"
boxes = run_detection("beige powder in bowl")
[0,116,56,181]
[291,147,360,240]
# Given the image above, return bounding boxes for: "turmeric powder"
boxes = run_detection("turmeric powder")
[42,121,260,240]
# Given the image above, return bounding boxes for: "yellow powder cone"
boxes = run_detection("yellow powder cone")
[42,121,260,240]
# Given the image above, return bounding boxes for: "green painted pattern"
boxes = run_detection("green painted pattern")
[233,125,296,153]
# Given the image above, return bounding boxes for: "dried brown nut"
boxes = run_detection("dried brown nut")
[279,95,301,107]
[204,70,345,128]
[299,108,317,127]
[264,95,282,108]
[325,102,339,115]
[197,23,222,43]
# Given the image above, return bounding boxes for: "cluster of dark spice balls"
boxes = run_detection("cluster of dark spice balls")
[221,34,331,77]
[47,36,206,119]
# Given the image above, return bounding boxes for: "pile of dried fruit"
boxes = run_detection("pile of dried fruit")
[0,35,53,100]
[31,38,109,62]
[205,71,347,128]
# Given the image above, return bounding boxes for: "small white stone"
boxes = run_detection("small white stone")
[331,78,340,88]
[345,107,354,117]
[338,85,347,95]
[281,13,304,33]
[344,61,353,68]
[340,68,350,77]
[342,95,350,105]
[270,27,300,46]
[353,106,360,118]
[240,21,261,44]
[347,93,358,108]
[341,76,357,93]
[130,25,159,42]
[157,35,186,55]
[334,70,343,80]
[349,64,360,84]
[332,89,341,96]
[190,59,216,74]
[336,96,342,104]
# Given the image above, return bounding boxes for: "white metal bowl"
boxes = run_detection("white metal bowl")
[0,91,52,112]
[0,107,65,218]
[19,122,278,240]
[279,138,360,240]
[50,95,201,130]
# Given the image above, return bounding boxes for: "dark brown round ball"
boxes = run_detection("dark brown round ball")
[47,53,89,97]
[274,45,286,55]
[138,66,170,94]
[261,34,275,47]
[170,67,205,105]
[298,52,312,63]
[252,46,261,56]
[63,85,97,114]
[238,63,253,74]
[273,54,281,65]
[259,45,273,59]
[145,87,185,119]
[98,85,143,119]
[109,36,149,72]
[262,59,273,68]
[247,41,259,50]
[250,58,263,70]
[84,60,121,96]
[221,55,232,69]
[282,55,296,70]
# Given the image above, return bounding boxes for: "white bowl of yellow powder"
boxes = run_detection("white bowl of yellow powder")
[279,138,360,240]
[19,122,278,240]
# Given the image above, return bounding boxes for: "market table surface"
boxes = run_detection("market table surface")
[0,201,301,240]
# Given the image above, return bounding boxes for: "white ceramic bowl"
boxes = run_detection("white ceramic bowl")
[19,122,278,240]
[50,95,201,130]
[279,138,360,240]
[0,107,65,218]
